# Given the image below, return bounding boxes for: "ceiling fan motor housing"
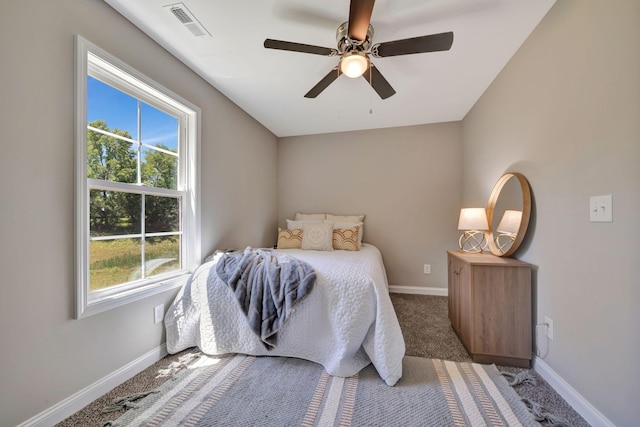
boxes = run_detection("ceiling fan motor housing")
[336,21,373,53]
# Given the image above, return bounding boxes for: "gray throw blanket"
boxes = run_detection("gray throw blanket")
[215,248,316,349]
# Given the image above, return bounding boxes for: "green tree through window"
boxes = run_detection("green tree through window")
[87,112,182,290]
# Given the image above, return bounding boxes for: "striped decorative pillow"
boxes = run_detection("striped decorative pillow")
[332,226,360,251]
[277,227,303,249]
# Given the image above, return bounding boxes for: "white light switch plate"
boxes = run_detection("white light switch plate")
[590,195,612,222]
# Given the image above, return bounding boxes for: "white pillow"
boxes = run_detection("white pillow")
[294,212,326,221]
[302,222,334,251]
[329,221,364,247]
[326,213,365,223]
[286,219,322,230]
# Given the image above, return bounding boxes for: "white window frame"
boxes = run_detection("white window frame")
[74,35,201,319]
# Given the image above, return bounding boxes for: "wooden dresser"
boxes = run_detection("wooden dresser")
[447,250,533,368]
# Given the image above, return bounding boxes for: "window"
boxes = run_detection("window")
[75,36,200,319]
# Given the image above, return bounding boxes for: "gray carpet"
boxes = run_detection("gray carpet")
[390,293,589,427]
[58,293,589,426]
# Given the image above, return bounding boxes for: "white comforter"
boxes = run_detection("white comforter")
[164,244,405,386]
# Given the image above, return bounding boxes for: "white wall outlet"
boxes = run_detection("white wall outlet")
[590,194,612,222]
[154,304,165,324]
[423,264,431,274]
[544,316,554,340]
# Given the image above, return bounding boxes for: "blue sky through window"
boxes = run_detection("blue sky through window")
[88,76,178,151]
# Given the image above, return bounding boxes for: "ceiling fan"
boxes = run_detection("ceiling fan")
[264,0,454,99]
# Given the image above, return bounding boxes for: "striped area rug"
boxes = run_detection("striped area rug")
[105,353,538,426]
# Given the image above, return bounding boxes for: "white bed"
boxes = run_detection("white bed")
[164,243,405,386]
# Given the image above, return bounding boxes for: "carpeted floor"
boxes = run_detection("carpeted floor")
[58,293,589,426]
[390,294,589,427]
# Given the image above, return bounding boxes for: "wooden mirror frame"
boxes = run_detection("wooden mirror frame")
[485,173,531,257]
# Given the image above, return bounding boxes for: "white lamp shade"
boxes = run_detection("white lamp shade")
[340,52,369,78]
[497,210,522,234]
[458,208,489,231]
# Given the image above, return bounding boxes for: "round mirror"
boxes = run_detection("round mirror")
[485,173,531,257]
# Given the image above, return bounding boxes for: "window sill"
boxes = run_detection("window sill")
[76,273,188,319]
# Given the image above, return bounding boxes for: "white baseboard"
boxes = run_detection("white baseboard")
[388,285,448,296]
[533,356,614,427]
[18,344,168,427]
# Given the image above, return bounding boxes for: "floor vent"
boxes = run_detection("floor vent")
[165,3,210,38]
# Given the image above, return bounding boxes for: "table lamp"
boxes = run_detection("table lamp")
[458,208,488,253]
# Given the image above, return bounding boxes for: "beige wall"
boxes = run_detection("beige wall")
[0,1,277,425]
[3,0,637,425]
[278,123,462,289]
[462,1,640,425]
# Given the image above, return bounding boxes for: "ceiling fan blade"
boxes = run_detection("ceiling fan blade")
[304,67,342,98]
[264,39,338,56]
[372,31,454,57]
[348,0,375,42]
[362,64,396,99]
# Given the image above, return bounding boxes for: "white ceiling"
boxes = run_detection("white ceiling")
[104,0,555,137]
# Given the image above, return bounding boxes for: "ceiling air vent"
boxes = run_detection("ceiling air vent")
[165,3,210,38]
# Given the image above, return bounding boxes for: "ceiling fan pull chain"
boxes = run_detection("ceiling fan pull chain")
[369,65,373,114]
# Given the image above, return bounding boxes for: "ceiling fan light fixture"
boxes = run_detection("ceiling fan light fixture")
[340,51,369,78]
